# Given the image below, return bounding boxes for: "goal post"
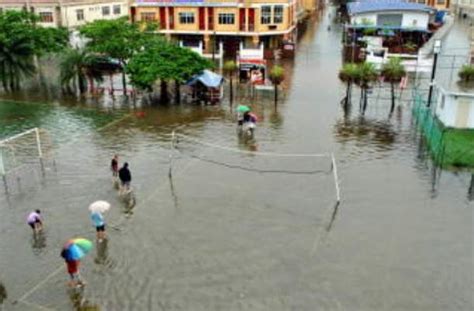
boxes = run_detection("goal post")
[0,128,50,194]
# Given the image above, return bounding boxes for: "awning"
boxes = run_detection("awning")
[186,70,224,88]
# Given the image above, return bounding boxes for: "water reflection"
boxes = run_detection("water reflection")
[68,287,101,311]
[0,281,7,308]
[31,230,47,253]
[268,110,283,130]
[468,174,474,201]
[94,238,109,265]
[334,117,397,149]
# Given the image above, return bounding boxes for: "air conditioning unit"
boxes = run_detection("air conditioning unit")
[268,25,277,30]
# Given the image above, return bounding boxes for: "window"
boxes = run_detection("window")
[273,5,283,24]
[261,6,271,24]
[218,13,235,25]
[76,9,84,21]
[39,12,53,23]
[417,0,426,3]
[141,12,156,22]
[113,5,121,15]
[436,0,445,4]
[102,6,110,16]
[179,12,194,24]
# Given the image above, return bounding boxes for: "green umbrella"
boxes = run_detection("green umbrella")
[237,105,250,113]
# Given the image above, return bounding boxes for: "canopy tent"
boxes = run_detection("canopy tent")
[185,70,224,104]
[186,70,224,88]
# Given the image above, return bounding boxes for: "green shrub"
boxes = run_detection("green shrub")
[458,65,474,82]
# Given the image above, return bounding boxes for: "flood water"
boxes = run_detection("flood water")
[1,7,473,311]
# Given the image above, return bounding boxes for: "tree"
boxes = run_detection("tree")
[269,65,285,107]
[79,18,145,94]
[338,63,358,109]
[223,60,238,104]
[126,38,213,104]
[59,49,103,94]
[381,57,406,115]
[0,11,68,92]
[354,62,378,114]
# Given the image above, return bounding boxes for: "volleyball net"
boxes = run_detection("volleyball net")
[168,131,341,206]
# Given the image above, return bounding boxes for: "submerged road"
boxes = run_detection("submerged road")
[0,7,473,311]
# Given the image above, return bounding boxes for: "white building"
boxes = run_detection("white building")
[0,0,129,28]
[451,0,474,19]
[435,86,474,129]
[347,0,435,31]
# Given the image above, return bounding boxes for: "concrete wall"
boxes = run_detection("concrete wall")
[351,11,430,30]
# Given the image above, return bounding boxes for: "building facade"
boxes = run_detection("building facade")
[408,0,450,11]
[130,0,310,55]
[0,0,129,28]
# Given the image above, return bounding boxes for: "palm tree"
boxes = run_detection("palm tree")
[223,60,238,104]
[59,49,103,94]
[355,62,378,114]
[338,63,358,109]
[381,57,406,115]
[269,65,285,108]
[0,38,36,92]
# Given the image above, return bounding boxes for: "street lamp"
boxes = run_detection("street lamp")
[427,39,442,108]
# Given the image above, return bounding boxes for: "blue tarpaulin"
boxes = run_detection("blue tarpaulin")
[186,70,224,88]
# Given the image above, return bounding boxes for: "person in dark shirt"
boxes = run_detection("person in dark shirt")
[118,162,132,192]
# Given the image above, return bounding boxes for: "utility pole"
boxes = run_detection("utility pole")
[212,31,216,61]
[427,40,441,108]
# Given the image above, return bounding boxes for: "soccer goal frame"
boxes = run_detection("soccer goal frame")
[0,128,44,194]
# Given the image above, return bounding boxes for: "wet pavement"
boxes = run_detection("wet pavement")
[0,7,473,311]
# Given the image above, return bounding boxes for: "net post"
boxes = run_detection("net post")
[168,130,175,179]
[0,150,8,195]
[331,153,341,204]
[35,128,45,176]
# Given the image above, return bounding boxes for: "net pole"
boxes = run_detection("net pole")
[35,128,45,176]
[331,153,341,204]
[168,130,175,179]
[35,128,43,159]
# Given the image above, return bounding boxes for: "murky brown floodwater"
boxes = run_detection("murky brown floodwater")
[0,7,472,311]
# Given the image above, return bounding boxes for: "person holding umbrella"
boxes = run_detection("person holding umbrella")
[89,201,110,242]
[237,105,250,127]
[60,238,92,287]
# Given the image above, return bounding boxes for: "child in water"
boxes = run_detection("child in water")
[26,210,43,233]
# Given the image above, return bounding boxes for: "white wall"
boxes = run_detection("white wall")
[351,11,430,30]
[61,1,128,29]
[435,91,474,129]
